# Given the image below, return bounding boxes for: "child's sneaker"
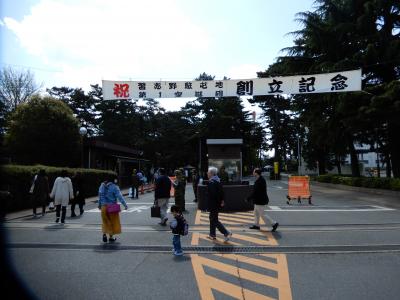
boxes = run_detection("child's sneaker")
[174,251,184,256]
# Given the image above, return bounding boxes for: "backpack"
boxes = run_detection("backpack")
[178,216,189,236]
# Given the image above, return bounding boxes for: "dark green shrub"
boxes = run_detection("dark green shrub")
[0,164,116,212]
[316,174,333,183]
[331,176,341,184]
[379,178,392,189]
[390,179,400,191]
[314,175,400,191]
[350,177,363,187]
[338,177,352,186]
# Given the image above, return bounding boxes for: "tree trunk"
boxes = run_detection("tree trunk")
[386,153,392,178]
[318,159,326,175]
[317,149,326,175]
[336,154,342,175]
[348,141,360,177]
[274,145,281,180]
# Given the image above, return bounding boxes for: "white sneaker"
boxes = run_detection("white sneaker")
[224,232,232,242]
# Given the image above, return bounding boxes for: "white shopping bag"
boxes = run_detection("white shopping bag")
[128,187,133,198]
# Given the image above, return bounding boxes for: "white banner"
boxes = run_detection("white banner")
[102,69,361,100]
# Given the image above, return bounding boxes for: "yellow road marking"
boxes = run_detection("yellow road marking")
[213,254,280,271]
[200,216,252,225]
[190,209,292,300]
[197,255,279,287]
[216,215,258,224]
[200,211,266,224]
[275,254,293,300]
[197,233,242,246]
[191,232,200,245]
[223,232,277,245]
[195,209,203,224]
[205,270,276,300]
[220,211,255,217]
[216,213,256,221]
[191,254,215,300]
[199,218,248,225]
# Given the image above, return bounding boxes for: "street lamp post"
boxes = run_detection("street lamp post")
[195,131,202,175]
[199,138,202,174]
[79,127,87,168]
[297,134,301,175]
[298,126,309,176]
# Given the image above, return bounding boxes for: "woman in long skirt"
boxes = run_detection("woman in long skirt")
[98,175,128,243]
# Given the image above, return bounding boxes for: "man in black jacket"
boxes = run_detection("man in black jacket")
[248,168,279,232]
[207,166,232,241]
[154,168,171,226]
[131,169,140,199]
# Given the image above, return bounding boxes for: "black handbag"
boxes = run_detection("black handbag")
[151,201,161,218]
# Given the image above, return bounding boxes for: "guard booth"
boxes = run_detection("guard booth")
[197,139,253,211]
[206,139,243,182]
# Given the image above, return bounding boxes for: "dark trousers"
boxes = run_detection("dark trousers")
[55,205,67,222]
[71,203,84,215]
[193,185,198,201]
[209,209,228,237]
[33,205,46,215]
[132,186,139,198]
[175,196,185,211]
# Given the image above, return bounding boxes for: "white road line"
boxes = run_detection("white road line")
[269,206,282,210]
[123,206,151,213]
[267,206,395,212]
[124,202,197,205]
[271,186,284,189]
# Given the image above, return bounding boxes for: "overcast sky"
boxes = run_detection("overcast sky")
[0,0,315,112]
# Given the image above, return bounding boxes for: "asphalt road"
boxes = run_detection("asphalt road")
[2,179,400,300]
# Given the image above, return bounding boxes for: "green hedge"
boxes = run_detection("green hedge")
[314,174,400,191]
[0,164,116,212]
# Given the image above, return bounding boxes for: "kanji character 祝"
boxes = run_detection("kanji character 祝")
[113,83,130,98]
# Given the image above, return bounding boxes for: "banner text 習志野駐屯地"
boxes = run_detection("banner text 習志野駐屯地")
[102,69,361,100]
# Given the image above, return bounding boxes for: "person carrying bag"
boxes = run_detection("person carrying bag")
[153,168,171,226]
[98,174,128,243]
[151,200,161,218]
[50,170,73,224]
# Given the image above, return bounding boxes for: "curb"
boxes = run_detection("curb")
[311,181,400,197]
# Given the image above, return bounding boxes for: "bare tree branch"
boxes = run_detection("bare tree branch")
[0,67,41,111]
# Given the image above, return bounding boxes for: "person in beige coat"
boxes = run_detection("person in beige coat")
[50,170,74,224]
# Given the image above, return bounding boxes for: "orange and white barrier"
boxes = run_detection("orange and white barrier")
[140,183,155,194]
[286,175,312,205]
